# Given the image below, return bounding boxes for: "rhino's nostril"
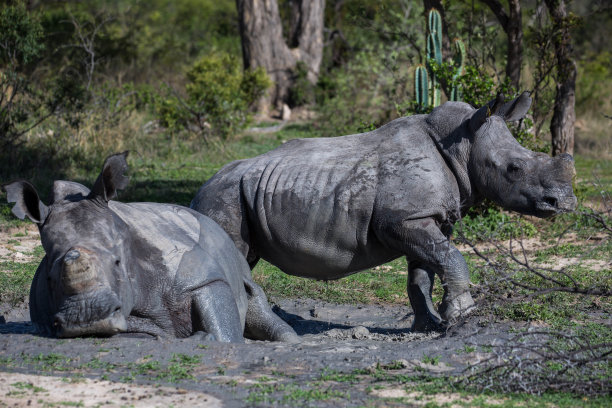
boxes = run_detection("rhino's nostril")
[543,196,558,208]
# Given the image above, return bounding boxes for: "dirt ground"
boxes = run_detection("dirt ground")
[0,295,533,408]
[0,225,608,407]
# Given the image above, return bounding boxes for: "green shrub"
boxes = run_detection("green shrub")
[315,48,397,136]
[156,52,270,140]
[0,2,46,148]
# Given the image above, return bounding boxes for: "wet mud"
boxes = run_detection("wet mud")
[0,298,519,407]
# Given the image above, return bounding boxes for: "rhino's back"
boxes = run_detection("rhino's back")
[108,202,249,326]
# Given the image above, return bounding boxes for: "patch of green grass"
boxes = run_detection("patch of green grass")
[21,352,72,372]
[245,381,349,405]
[492,293,586,322]
[422,355,440,366]
[0,259,39,305]
[154,353,201,383]
[333,363,612,407]
[455,208,538,242]
[135,360,161,375]
[574,156,612,202]
[31,245,45,258]
[253,258,410,304]
[459,345,476,354]
[0,356,15,366]
[533,243,586,261]
[81,358,117,372]
[10,381,46,393]
[319,368,360,383]
[0,203,28,230]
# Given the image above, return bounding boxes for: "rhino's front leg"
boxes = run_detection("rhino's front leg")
[192,281,244,343]
[379,217,475,329]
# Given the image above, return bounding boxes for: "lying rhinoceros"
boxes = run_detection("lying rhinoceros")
[191,93,577,331]
[2,153,298,342]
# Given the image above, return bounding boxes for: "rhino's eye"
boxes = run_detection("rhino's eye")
[115,259,121,266]
[507,163,522,174]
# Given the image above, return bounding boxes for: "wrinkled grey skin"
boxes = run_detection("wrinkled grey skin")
[191,93,577,331]
[2,153,298,342]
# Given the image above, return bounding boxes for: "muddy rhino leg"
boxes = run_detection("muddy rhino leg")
[243,279,300,343]
[407,262,444,331]
[192,281,244,343]
[379,217,475,328]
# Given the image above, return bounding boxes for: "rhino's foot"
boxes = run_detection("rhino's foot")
[438,291,476,323]
[407,266,445,332]
[272,327,301,343]
[245,322,301,343]
[244,279,301,343]
[411,312,447,332]
[191,331,220,342]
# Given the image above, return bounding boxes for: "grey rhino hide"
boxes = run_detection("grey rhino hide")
[191,93,577,331]
[4,153,298,342]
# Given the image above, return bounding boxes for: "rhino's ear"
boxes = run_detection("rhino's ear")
[469,93,509,133]
[51,180,91,204]
[2,180,49,224]
[496,91,532,122]
[89,151,129,202]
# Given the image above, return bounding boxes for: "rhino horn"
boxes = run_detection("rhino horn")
[62,249,97,294]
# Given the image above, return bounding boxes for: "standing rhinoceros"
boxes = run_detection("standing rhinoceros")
[2,153,298,342]
[191,93,577,331]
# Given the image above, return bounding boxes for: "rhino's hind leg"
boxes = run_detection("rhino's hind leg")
[192,281,244,343]
[407,263,445,331]
[243,279,300,343]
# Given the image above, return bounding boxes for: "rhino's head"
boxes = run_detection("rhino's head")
[3,153,135,337]
[466,93,577,217]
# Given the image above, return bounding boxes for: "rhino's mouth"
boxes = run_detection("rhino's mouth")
[535,194,577,218]
[53,290,127,338]
[535,197,561,217]
[54,308,127,338]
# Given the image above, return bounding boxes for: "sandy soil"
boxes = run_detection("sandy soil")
[0,224,40,264]
[0,372,223,407]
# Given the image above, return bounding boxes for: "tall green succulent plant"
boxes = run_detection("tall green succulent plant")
[414,8,467,110]
[450,38,466,101]
[426,8,443,107]
[415,65,428,107]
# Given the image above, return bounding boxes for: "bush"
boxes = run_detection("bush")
[0,2,46,148]
[156,52,270,140]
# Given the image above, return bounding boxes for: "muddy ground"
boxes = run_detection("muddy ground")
[0,296,532,408]
[1,225,609,407]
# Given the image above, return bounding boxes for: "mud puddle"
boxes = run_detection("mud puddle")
[0,299,524,407]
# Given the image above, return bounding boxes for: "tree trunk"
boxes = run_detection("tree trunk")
[544,0,576,156]
[481,0,523,90]
[236,0,325,115]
